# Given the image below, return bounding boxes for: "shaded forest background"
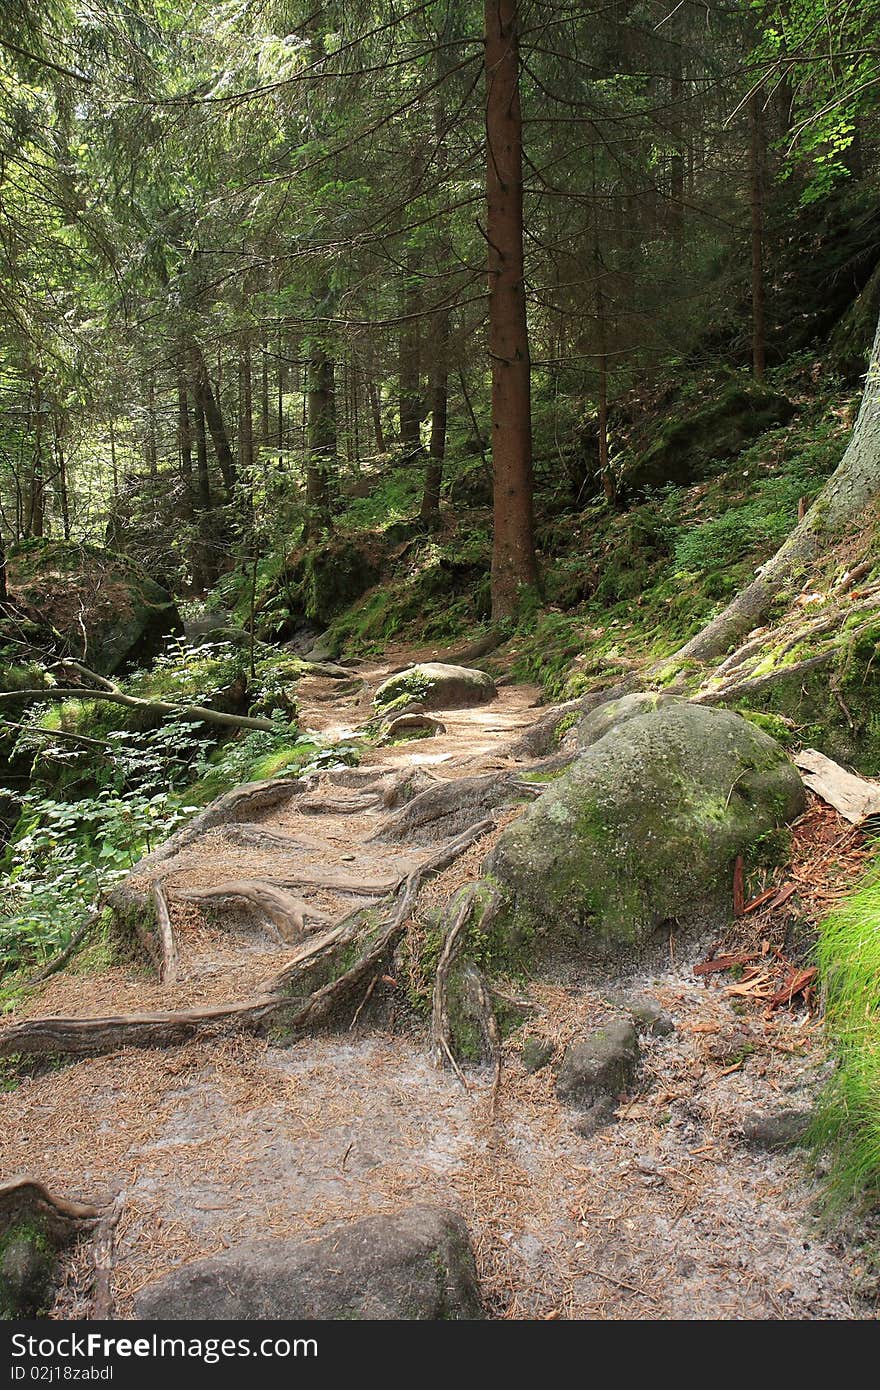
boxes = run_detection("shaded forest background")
[3,0,879,608]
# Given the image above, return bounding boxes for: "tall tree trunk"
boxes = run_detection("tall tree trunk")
[54,415,71,541]
[260,334,270,450]
[749,93,767,383]
[192,390,214,590]
[485,0,538,619]
[669,58,685,243]
[671,313,880,666]
[398,246,423,450]
[177,366,193,498]
[421,310,449,525]
[146,372,158,481]
[238,335,254,481]
[28,373,44,539]
[109,417,118,502]
[191,344,235,497]
[369,380,386,454]
[306,345,335,534]
[277,345,285,469]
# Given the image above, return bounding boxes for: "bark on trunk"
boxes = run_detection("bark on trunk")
[28,372,44,539]
[369,380,386,454]
[55,417,71,540]
[749,93,767,383]
[177,366,193,500]
[671,313,880,665]
[398,247,423,450]
[192,344,235,497]
[306,346,335,533]
[485,0,538,619]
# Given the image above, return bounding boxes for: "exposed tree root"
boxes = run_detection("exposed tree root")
[508,678,637,759]
[175,880,329,943]
[0,1178,100,1240]
[0,813,505,1063]
[0,996,283,1060]
[431,887,503,1086]
[90,1192,124,1320]
[373,772,535,845]
[695,650,836,706]
[296,791,382,815]
[152,880,179,982]
[214,824,314,854]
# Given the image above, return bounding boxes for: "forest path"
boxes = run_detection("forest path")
[0,647,869,1320]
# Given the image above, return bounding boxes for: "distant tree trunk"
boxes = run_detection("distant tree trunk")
[54,415,71,541]
[108,417,119,502]
[260,334,270,450]
[398,251,423,450]
[192,389,214,590]
[277,343,285,469]
[192,344,235,498]
[369,380,386,454]
[485,0,538,619]
[146,372,158,481]
[351,357,361,466]
[421,310,449,525]
[593,239,613,504]
[177,366,193,497]
[238,336,254,481]
[672,312,880,665]
[28,373,44,539]
[669,56,685,242]
[306,345,335,534]
[749,93,767,383]
[193,394,212,514]
[0,528,6,603]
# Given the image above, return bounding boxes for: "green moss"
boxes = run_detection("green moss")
[0,1217,54,1320]
[810,854,880,1212]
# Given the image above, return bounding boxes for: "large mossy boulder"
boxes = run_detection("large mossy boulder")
[487,699,805,959]
[375,662,496,713]
[6,540,181,674]
[134,1207,482,1321]
[623,382,796,496]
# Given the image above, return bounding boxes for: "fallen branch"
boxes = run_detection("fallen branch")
[0,686,287,734]
[0,718,110,751]
[795,748,880,824]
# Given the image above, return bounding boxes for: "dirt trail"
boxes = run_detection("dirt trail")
[0,646,872,1320]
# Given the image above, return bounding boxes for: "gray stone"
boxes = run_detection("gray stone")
[627,996,676,1037]
[375,662,496,713]
[577,692,677,749]
[740,1109,812,1150]
[521,1036,556,1073]
[556,1019,640,1109]
[134,1206,481,1321]
[487,699,805,959]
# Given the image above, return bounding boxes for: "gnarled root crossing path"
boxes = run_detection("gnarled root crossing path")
[0,646,870,1319]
